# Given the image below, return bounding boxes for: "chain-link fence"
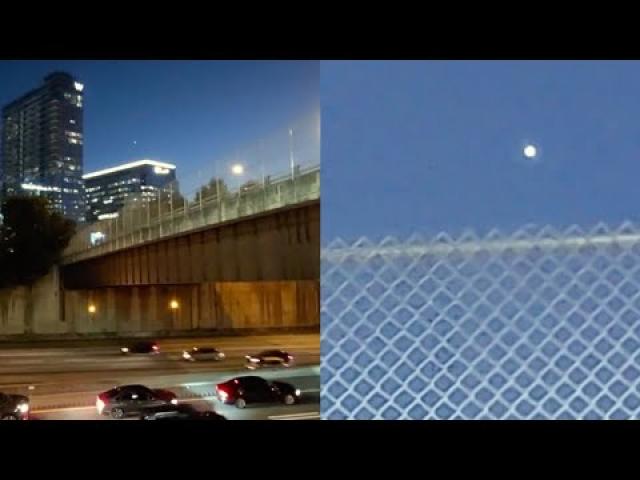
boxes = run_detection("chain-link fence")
[322,222,640,419]
[64,110,320,262]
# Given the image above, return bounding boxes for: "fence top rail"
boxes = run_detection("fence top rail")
[321,226,640,262]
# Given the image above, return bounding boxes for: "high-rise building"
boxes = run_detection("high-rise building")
[0,72,86,222]
[84,159,177,222]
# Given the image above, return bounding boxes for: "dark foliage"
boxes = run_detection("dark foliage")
[0,196,76,288]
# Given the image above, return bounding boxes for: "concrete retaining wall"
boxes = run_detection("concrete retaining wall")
[0,268,319,337]
[0,269,67,336]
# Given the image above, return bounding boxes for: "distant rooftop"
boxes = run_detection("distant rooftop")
[83,159,176,180]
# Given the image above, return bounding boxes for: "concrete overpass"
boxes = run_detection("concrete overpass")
[0,167,320,337]
[62,199,319,288]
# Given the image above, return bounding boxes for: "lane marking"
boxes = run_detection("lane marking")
[268,412,320,420]
[34,405,95,414]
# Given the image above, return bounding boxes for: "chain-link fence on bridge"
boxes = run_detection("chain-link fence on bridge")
[322,222,640,419]
[65,111,320,262]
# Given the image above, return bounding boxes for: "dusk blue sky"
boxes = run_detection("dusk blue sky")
[321,60,640,242]
[0,60,319,196]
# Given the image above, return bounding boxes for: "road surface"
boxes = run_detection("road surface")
[0,334,320,420]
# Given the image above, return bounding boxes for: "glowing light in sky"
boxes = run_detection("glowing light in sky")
[523,144,537,159]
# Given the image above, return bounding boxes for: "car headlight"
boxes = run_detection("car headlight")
[121,347,129,353]
[249,358,260,363]
[295,389,301,396]
[218,352,225,358]
[182,352,191,359]
[170,398,178,405]
[16,403,29,413]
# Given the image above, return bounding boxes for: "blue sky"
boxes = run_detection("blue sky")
[0,60,319,196]
[321,60,640,242]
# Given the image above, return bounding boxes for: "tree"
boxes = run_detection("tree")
[195,177,229,202]
[0,196,76,288]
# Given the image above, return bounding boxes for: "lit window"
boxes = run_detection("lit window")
[69,119,76,125]
[74,82,84,92]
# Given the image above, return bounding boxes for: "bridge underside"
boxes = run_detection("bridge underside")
[50,201,321,333]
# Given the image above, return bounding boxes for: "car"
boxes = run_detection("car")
[216,376,301,409]
[121,340,159,355]
[139,404,227,420]
[0,392,30,420]
[96,384,178,419]
[245,350,293,369]
[182,347,225,362]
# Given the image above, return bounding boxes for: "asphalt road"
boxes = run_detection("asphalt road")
[0,334,320,420]
[31,384,321,421]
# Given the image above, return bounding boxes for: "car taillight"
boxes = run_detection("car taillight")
[217,385,229,400]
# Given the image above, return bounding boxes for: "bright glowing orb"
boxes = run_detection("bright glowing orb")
[523,144,537,158]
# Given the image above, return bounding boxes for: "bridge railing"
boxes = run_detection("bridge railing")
[63,164,320,263]
[63,111,320,263]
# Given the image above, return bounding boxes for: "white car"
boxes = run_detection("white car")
[245,350,294,370]
[182,347,225,362]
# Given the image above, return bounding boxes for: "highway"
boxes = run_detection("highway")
[0,334,320,420]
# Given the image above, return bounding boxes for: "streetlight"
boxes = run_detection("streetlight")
[88,303,96,331]
[231,163,245,215]
[170,299,179,328]
[231,163,244,176]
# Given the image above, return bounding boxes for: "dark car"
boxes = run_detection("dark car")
[216,376,301,409]
[139,404,226,420]
[245,350,293,370]
[0,392,30,420]
[121,341,159,355]
[96,384,177,419]
[182,347,225,362]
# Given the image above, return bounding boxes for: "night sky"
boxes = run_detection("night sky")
[0,60,319,196]
[322,60,640,242]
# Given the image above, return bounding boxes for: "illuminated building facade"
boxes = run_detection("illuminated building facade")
[0,72,85,222]
[84,159,177,222]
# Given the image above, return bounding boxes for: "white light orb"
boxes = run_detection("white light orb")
[523,144,537,159]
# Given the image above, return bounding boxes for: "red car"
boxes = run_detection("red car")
[216,376,300,409]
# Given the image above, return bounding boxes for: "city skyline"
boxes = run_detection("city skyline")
[0,60,319,201]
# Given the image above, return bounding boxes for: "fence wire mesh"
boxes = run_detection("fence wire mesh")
[321,222,640,419]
